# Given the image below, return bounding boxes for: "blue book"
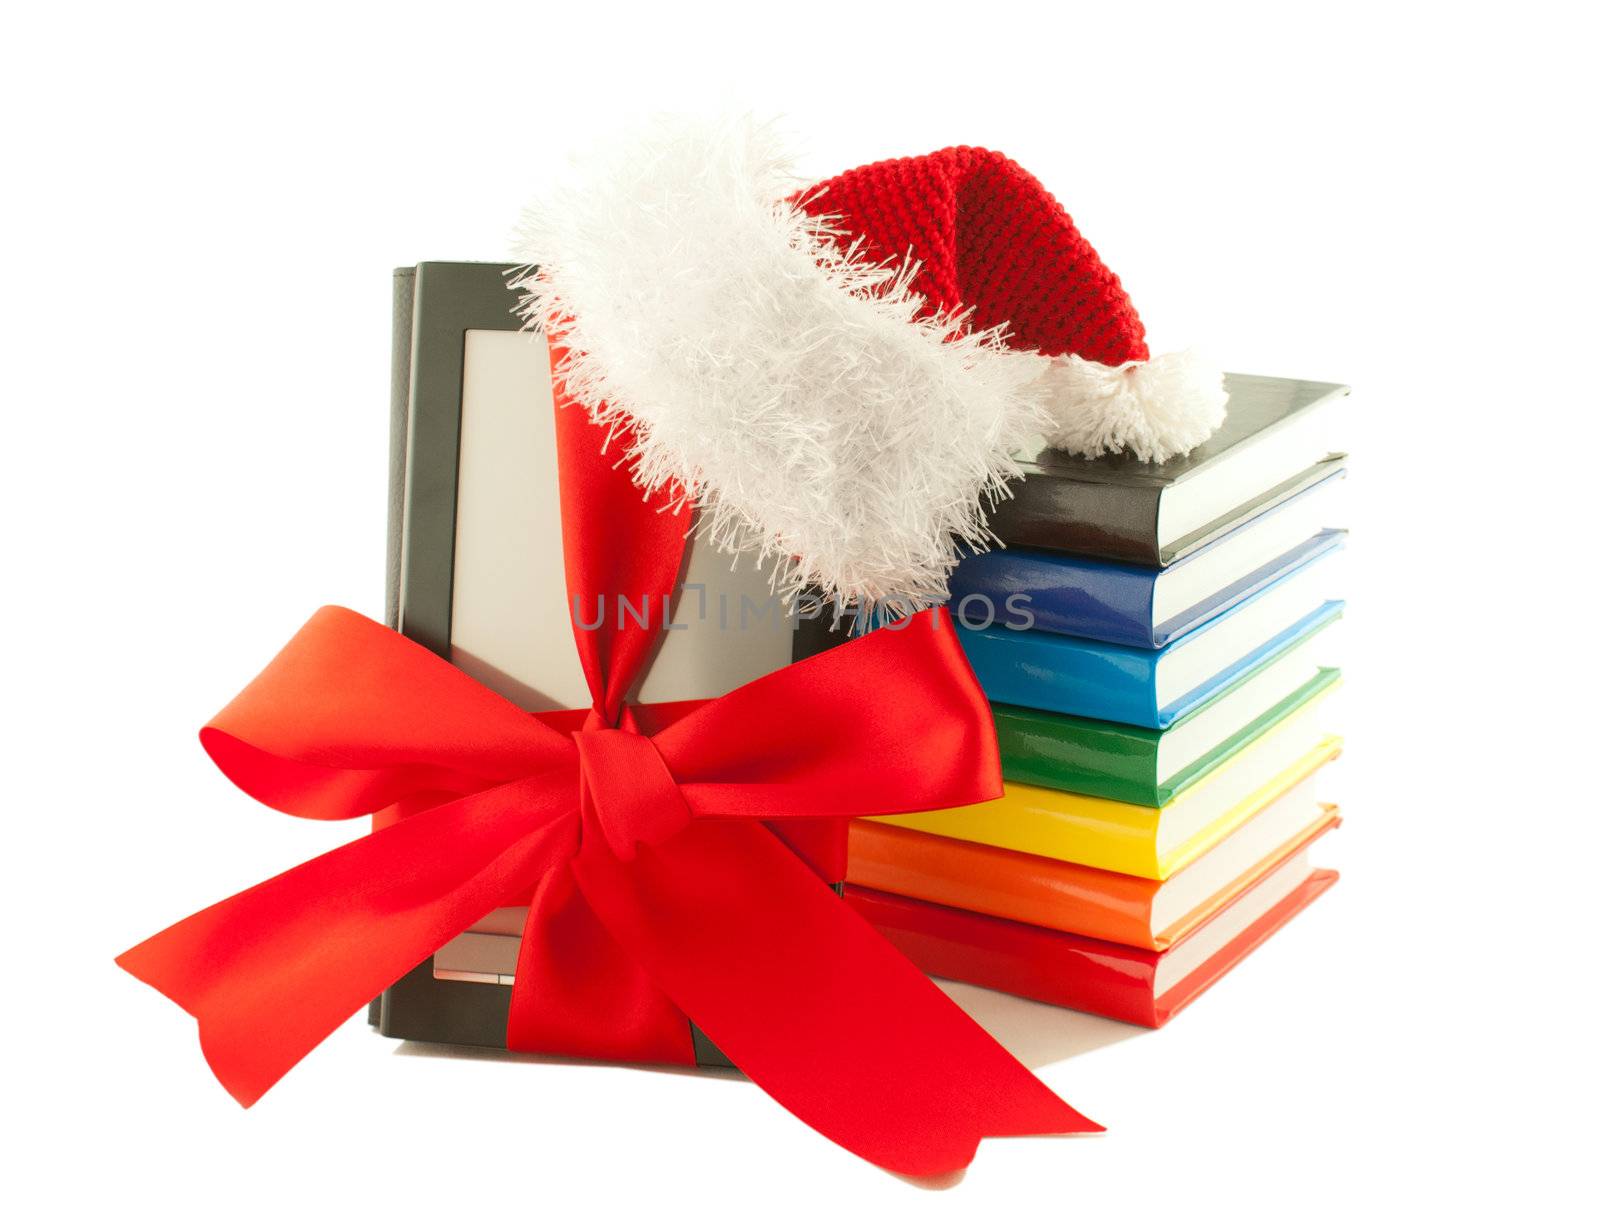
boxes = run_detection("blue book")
[957,543,1344,728]
[950,472,1345,648]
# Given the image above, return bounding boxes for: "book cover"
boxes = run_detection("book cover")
[958,551,1344,729]
[844,864,1338,1028]
[995,655,1341,806]
[847,806,1339,949]
[877,692,1341,878]
[986,373,1348,566]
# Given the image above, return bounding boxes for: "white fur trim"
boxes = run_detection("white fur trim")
[1037,351,1229,463]
[512,116,1050,616]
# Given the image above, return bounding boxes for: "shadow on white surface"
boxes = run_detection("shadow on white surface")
[389,1038,748,1081]
[385,988,1133,1192]
[933,979,1149,1066]
[388,979,1145,1076]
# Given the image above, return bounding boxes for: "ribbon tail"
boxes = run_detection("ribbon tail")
[506,862,695,1065]
[118,772,577,1106]
[572,817,1101,1177]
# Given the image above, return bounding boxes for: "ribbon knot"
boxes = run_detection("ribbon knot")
[574,725,694,862]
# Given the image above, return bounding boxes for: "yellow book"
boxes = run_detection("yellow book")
[876,688,1340,879]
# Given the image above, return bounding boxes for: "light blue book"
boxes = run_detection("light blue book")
[957,542,1344,728]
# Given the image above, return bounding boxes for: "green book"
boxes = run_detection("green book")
[994,628,1340,807]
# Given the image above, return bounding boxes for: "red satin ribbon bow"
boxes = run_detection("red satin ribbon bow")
[118,377,1099,1175]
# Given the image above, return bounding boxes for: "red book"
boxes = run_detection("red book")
[845,844,1336,1028]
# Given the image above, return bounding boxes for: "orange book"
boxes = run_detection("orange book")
[849,778,1338,950]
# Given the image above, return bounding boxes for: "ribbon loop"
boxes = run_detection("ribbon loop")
[575,727,694,862]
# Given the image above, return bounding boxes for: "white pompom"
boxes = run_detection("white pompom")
[1038,351,1229,463]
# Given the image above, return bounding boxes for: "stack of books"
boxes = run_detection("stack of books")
[845,374,1349,1027]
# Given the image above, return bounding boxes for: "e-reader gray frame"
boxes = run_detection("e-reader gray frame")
[376,261,741,1066]
[394,261,528,659]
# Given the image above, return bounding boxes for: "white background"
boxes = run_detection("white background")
[6,2,1595,1210]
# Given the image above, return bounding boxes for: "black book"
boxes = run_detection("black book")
[989,374,1349,567]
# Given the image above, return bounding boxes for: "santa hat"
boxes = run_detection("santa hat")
[515,117,1227,614]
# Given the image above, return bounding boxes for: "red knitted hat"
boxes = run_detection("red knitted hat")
[798,147,1150,366]
[517,119,1226,611]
